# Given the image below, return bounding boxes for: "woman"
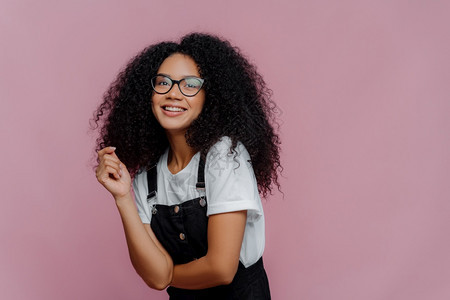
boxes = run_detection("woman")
[93,33,281,299]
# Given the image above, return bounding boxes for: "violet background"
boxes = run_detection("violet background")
[1,0,449,299]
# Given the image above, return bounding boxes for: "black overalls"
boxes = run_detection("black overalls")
[146,155,271,299]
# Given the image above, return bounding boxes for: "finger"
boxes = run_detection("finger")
[98,155,121,173]
[97,146,117,157]
[102,154,121,166]
[110,150,120,161]
[108,166,121,180]
[103,159,122,177]
[99,149,123,169]
[98,149,128,178]
[108,152,127,173]
[97,156,121,176]
[99,165,121,181]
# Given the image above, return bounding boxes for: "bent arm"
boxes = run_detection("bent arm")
[96,147,173,290]
[170,210,247,289]
[115,193,174,290]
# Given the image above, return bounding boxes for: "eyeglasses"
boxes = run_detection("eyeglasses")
[151,75,205,97]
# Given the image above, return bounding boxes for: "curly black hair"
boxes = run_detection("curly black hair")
[92,33,281,197]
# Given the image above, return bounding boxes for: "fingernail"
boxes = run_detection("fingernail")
[119,163,123,169]
[110,146,116,150]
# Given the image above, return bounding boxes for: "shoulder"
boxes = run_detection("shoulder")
[205,136,254,185]
[206,136,251,165]
[203,137,261,217]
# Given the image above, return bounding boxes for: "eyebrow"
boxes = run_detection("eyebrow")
[157,73,200,78]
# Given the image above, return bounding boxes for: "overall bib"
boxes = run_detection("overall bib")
[146,156,271,299]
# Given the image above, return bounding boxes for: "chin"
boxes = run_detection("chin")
[162,125,189,135]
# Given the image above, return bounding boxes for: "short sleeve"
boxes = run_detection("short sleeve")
[133,171,151,224]
[205,137,263,220]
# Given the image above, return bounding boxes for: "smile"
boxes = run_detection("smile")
[163,106,187,112]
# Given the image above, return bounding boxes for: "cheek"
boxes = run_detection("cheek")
[151,97,158,116]
[194,94,206,112]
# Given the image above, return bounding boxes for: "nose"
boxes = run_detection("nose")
[166,82,183,100]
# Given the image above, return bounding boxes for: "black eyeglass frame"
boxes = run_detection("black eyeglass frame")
[151,75,205,97]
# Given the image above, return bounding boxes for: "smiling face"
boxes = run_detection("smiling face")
[151,53,205,137]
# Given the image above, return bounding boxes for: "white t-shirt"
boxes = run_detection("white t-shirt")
[133,137,265,267]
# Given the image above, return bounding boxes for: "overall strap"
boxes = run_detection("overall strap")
[146,154,206,201]
[196,154,206,191]
[146,164,157,201]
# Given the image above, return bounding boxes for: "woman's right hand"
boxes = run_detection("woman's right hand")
[96,147,173,289]
[96,147,132,199]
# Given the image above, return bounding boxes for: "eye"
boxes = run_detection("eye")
[185,82,197,88]
[183,78,202,89]
[154,76,171,86]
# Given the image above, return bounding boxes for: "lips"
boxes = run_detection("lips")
[162,105,187,112]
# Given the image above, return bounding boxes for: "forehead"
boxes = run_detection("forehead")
[157,53,200,78]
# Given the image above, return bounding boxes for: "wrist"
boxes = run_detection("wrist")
[114,192,133,205]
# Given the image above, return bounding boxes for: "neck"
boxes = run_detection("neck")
[166,131,197,174]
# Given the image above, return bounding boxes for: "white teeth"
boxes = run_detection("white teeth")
[164,106,185,112]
